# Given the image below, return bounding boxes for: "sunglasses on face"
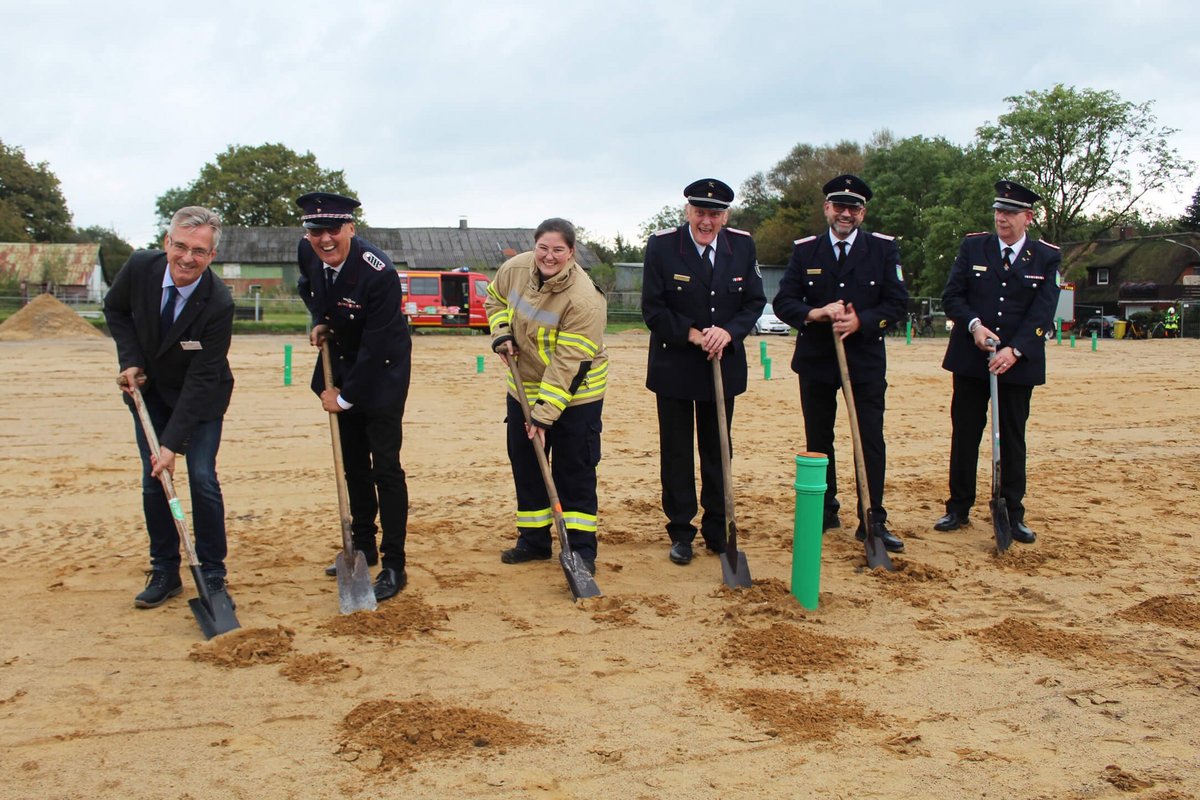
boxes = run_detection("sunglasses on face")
[307,223,345,237]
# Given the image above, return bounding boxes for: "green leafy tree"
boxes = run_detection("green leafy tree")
[637,204,686,242]
[1181,184,1200,231]
[72,225,135,283]
[976,84,1194,247]
[0,139,73,242]
[155,143,360,231]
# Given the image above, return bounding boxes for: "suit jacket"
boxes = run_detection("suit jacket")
[641,225,765,401]
[298,235,412,411]
[941,232,1061,386]
[773,229,908,385]
[104,250,235,451]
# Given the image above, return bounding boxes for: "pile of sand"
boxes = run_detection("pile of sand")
[0,293,104,340]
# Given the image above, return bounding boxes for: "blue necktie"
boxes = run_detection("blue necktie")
[160,285,179,338]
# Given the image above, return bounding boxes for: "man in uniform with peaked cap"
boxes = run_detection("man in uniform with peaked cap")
[297,191,413,601]
[934,179,1061,543]
[772,174,909,552]
[641,178,766,566]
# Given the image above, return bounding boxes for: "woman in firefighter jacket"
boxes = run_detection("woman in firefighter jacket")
[485,218,608,575]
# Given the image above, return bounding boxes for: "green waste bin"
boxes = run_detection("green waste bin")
[1114,320,1127,339]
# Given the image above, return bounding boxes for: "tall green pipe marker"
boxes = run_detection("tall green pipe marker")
[476,355,485,374]
[759,340,767,363]
[283,344,292,386]
[1091,332,1098,351]
[792,452,828,610]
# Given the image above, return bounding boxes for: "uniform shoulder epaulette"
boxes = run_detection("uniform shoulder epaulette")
[870,231,895,241]
[793,235,817,245]
[726,227,751,236]
[965,231,989,238]
[654,228,677,237]
[1036,239,1060,250]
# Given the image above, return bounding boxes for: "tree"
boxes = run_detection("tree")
[976,84,1194,246]
[155,143,360,230]
[72,225,135,283]
[1181,185,1200,232]
[0,139,73,242]
[638,204,686,242]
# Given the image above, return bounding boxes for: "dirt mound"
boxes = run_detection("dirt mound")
[970,618,1111,661]
[724,622,862,677]
[279,651,361,684]
[320,593,448,642]
[724,688,885,742]
[338,699,543,772]
[1118,595,1200,632]
[715,577,809,622]
[0,294,104,341]
[189,626,296,668]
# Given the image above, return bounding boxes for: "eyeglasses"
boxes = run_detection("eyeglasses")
[307,223,345,237]
[168,238,213,260]
[535,244,572,257]
[831,203,864,215]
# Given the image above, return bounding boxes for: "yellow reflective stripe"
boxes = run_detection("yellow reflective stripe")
[537,382,571,410]
[555,331,598,357]
[516,508,552,528]
[505,373,539,402]
[488,308,511,334]
[486,280,505,302]
[572,362,608,400]
[536,326,556,365]
[562,511,598,532]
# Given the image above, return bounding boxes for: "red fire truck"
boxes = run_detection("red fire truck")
[398,268,491,331]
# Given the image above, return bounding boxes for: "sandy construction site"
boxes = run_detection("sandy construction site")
[0,308,1197,799]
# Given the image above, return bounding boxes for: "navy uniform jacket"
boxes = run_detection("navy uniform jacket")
[772,230,908,385]
[641,225,765,401]
[298,235,412,410]
[941,233,1061,386]
[104,250,235,452]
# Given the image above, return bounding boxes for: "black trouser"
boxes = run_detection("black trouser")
[506,396,602,561]
[946,374,1033,523]
[655,394,734,549]
[798,375,888,527]
[338,398,408,570]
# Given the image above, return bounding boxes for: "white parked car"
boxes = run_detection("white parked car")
[754,303,790,335]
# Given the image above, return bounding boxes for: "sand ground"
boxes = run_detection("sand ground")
[1,330,1197,799]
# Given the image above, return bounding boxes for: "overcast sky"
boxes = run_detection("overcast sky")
[4,1,1198,249]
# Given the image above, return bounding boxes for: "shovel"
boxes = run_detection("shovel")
[508,365,602,601]
[320,341,378,614]
[831,332,895,571]
[128,384,241,639]
[711,358,752,588]
[986,339,1013,553]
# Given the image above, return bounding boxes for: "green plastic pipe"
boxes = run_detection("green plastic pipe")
[1091,332,1098,351]
[905,318,912,344]
[759,340,767,363]
[476,355,485,374]
[283,344,292,386]
[792,452,828,610]
[763,357,772,381]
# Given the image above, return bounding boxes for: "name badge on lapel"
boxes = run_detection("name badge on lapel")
[972,265,987,272]
[673,274,691,282]
[180,340,203,351]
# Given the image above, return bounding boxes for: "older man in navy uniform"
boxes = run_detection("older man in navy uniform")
[773,175,908,552]
[641,178,766,565]
[934,180,1061,543]
[297,192,413,600]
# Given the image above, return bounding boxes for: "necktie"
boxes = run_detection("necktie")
[1002,247,1013,271]
[836,241,847,265]
[325,267,336,295]
[702,245,713,266]
[160,285,179,338]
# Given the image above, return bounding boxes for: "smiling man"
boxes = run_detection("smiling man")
[296,192,413,601]
[104,207,236,609]
[641,178,765,566]
[935,180,1061,544]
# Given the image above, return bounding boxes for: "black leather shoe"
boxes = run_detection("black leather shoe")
[204,575,236,610]
[855,524,905,553]
[581,558,596,575]
[934,512,970,531]
[500,546,551,564]
[324,552,377,577]
[135,570,182,608]
[704,540,726,555]
[1012,522,1037,544]
[822,510,841,531]
[373,567,407,601]
[669,541,693,565]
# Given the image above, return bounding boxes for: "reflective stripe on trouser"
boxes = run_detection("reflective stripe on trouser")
[505,394,602,560]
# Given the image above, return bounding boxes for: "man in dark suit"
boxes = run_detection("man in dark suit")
[935,180,1061,543]
[105,206,235,608]
[773,175,909,552]
[297,192,413,601]
[641,178,766,565]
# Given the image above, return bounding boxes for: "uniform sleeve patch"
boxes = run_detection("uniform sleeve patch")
[871,231,895,241]
[794,235,817,245]
[754,263,762,277]
[1055,271,1062,287]
[896,264,904,282]
[363,251,386,271]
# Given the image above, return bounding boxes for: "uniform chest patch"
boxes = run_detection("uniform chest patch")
[972,265,987,272]
[673,273,690,282]
[363,251,386,271]
[337,299,363,311]
[807,269,822,275]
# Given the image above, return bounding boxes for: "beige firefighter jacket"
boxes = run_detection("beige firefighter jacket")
[486,251,608,427]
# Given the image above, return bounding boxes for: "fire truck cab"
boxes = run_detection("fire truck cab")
[398,268,490,331]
